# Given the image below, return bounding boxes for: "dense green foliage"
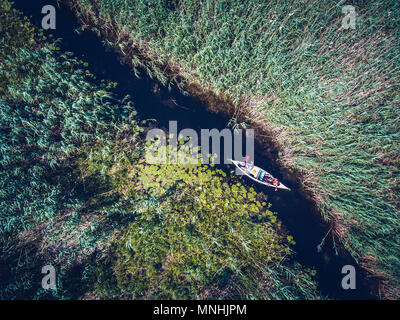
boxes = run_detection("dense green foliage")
[70,0,400,297]
[0,0,140,298]
[113,161,318,299]
[1,1,321,299]
[78,148,319,299]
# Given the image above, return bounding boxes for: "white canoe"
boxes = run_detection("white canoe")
[230,159,291,191]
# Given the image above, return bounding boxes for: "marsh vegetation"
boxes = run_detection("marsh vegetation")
[0,0,322,299]
[67,0,400,298]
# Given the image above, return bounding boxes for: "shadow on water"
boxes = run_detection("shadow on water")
[14,0,375,299]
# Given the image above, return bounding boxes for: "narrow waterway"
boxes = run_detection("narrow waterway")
[14,0,376,299]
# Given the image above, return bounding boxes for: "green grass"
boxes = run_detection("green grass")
[69,0,400,297]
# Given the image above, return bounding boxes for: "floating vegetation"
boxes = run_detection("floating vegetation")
[80,145,321,299]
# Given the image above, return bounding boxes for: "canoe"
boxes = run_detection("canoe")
[229,159,291,191]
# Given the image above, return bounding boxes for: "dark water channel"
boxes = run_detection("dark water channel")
[14,0,375,299]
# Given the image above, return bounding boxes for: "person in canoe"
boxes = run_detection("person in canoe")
[242,156,280,191]
[241,155,254,170]
[262,172,274,184]
[261,172,279,191]
[230,157,290,191]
